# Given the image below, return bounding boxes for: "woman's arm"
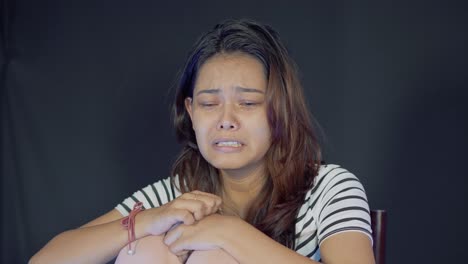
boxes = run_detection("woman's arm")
[320,231,375,264]
[30,209,138,264]
[29,208,168,264]
[220,217,318,263]
[115,235,183,264]
[223,217,374,264]
[30,191,222,264]
[164,215,375,264]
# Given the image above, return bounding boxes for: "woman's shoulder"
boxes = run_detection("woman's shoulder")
[296,164,372,248]
[304,164,365,204]
[296,163,369,225]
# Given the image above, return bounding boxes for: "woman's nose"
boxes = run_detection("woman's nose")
[217,106,239,130]
[218,120,238,130]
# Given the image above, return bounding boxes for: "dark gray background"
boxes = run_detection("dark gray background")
[2,0,467,263]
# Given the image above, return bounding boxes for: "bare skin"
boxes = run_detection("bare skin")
[29,191,222,264]
[30,53,375,264]
[116,53,375,264]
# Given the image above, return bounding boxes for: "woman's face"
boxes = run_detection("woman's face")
[185,53,271,177]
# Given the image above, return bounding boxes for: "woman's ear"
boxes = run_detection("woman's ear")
[184,97,193,121]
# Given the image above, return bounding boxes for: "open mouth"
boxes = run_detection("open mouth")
[215,141,243,147]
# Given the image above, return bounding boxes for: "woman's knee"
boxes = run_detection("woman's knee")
[187,249,239,264]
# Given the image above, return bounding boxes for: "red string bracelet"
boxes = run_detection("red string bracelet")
[121,202,145,255]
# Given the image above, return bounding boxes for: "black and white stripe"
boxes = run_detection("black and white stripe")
[116,175,182,215]
[115,165,372,261]
[294,165,372,260]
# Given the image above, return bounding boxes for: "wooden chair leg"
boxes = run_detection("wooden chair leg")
[371,210,387,264]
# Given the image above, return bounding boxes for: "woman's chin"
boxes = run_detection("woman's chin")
[201,154,240,169]
[209,160,264,176]
[211,163,244,171]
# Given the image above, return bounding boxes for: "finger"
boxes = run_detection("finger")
[191,191,223,209]
[184,190,222,205]
[191,190,221,200]
[185,192,222,215]
[164,224,184,246]
[167,208,195,226]
[168,238,194,254]
[167,221,182,232]
[172,199,207,220]
[188,195,216,216]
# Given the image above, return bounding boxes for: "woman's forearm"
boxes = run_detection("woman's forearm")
[29,212,151,264]
[31,190,222,264]
[221,217,319,264]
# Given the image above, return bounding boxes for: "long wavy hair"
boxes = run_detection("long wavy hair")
[171,19,322,249]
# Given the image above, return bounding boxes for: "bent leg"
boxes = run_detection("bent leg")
[115,235,181,264]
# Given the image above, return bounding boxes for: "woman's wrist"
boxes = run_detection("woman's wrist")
[134,208,154,239]
[217,215,248,250]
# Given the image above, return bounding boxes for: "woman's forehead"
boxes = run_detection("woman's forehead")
[194,54,267,94]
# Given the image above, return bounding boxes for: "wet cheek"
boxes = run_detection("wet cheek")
[252,124,271,144]
[193,121,211,148]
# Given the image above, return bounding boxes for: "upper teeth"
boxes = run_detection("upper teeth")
[216,141,242,147]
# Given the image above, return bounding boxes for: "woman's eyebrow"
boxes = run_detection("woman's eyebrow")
[195,89,220,96]
[195,86,264,96]
[235,86,264,94]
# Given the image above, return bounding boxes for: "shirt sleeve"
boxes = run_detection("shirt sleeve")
[315,168,373,245]
[115,176,180,216]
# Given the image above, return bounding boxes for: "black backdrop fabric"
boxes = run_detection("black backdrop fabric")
[2,0,468,263]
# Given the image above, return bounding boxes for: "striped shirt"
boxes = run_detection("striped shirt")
[116,164,372,261]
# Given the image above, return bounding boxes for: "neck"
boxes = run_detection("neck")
[220,165,266,218]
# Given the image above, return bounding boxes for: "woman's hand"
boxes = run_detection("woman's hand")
[142,190,222,236]
[163,214,237,254]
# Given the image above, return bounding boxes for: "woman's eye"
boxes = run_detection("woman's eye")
[200,102,218,108]
[240,101,259,107]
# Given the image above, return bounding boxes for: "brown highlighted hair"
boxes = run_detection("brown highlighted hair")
[171,19,322,248]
